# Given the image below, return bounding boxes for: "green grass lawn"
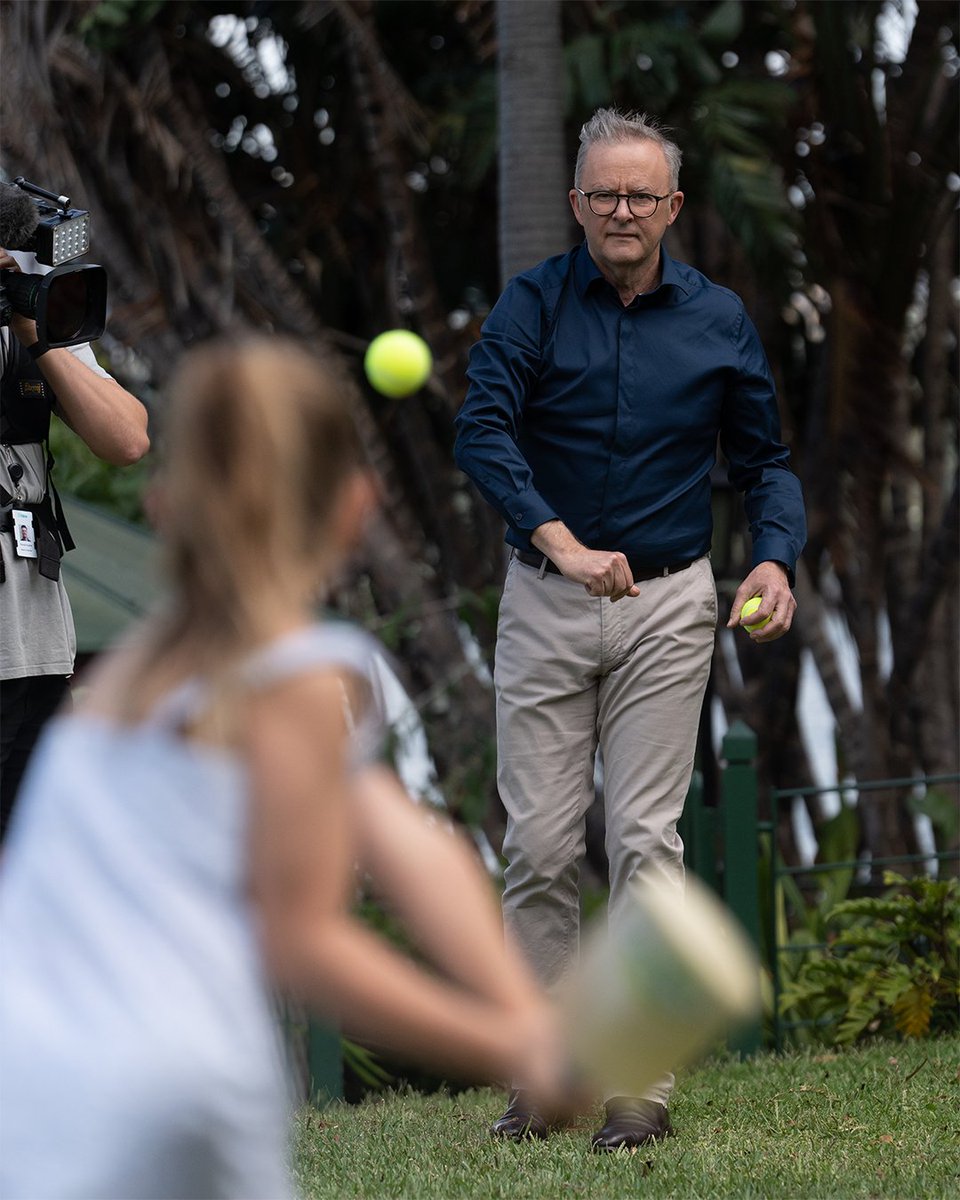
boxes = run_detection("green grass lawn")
[293,1036,959,1199]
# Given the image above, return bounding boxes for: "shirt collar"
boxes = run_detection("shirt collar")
[659,246,692,296]
[574,241,692,302]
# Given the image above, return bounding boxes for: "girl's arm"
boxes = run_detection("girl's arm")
[351,765,547,1020]
[244,673,564,1094]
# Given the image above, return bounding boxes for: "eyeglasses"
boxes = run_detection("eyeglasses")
[575,188,672,218]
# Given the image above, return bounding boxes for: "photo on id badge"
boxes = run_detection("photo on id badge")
[12,509,38,558]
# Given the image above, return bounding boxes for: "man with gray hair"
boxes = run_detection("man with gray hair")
[455,108,805,1151]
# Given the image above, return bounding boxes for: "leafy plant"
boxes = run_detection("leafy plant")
[341,1038,394,1093]
[780,871,960,1045]
[77,0,167,51]
[757,802,861,1044]
[49,421,151,525]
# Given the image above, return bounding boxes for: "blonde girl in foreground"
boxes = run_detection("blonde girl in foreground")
[0,337,563,1200]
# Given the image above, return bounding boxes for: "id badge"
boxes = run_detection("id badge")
[12,509,38,559]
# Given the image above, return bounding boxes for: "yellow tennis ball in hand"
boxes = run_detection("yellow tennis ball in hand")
[363,330,433,398]
[739,595,771,632]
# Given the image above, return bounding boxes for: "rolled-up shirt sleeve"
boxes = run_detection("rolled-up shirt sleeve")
[720,307,806,582]
[454,277,559,546]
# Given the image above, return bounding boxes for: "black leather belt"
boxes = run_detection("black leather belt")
[514,549,699,582]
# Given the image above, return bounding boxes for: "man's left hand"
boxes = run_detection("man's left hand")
[726,561,796,642]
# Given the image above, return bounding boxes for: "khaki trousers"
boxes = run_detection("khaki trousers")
[494,552,717,1105]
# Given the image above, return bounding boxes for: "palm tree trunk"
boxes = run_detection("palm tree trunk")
[496,0,571,284]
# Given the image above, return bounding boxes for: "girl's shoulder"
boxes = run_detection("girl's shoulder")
[242,621,387,764]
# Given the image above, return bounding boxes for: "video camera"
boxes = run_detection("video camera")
[0,178,107,352]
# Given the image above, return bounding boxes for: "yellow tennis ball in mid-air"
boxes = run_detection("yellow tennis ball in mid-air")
[740,595,771,632]
[363,330,433,398]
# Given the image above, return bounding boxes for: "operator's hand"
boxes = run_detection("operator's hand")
[0,248,39,346]
[726,560,796,642]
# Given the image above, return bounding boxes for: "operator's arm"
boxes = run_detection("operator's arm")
[1,247,148,466]
[32,346,148,465]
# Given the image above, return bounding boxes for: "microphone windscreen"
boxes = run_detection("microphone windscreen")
[0,182,40,250]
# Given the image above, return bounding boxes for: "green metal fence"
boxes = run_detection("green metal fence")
[683,721,960,1054]
[281,1000,344,1108]
[762,772,959,1051]
[296,725,957,1102]
[679,719,765,1054]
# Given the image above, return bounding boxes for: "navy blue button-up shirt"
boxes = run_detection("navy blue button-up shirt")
[455,243,805,578]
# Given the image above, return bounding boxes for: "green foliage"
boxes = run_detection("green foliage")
[48,421,150,524]
[437,73,499,192]
[341,1038,394,1093]
[909,786,960,844]
[355,894,417,959]
[454,585,499,644]
[780,872,960,1045]
[758,802,860,1034]
[695,84,798,253]
[567,33,610,112]
[77,0,167,51]
[328,897,413,1097]
[446,736,496,830]
[321,887,469,1098]
[561,1,800,291]
[580,882,608,924]
[698,0,744,45]
[811,801,860,917]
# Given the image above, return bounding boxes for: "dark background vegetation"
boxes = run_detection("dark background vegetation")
[2,0,957,876]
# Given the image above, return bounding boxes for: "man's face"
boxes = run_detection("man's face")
[569,140,683,279]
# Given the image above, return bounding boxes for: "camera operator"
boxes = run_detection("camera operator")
[1,244,149,839]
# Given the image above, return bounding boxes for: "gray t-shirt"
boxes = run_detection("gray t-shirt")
[1,328,113,680]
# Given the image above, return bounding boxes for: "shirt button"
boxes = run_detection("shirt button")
[514,512,523,521]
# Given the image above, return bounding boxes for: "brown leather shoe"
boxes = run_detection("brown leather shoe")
[489,1089,549,1141]
[590,1097,673,1153]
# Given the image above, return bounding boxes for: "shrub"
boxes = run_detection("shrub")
[779,871,960,1044]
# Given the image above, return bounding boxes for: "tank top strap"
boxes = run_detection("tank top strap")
[145,678,208,734]
[244,624,386,763]
[146,622,384,748]
[239,622,380,692]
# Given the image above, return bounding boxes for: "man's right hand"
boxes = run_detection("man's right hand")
[531,521,640,601]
